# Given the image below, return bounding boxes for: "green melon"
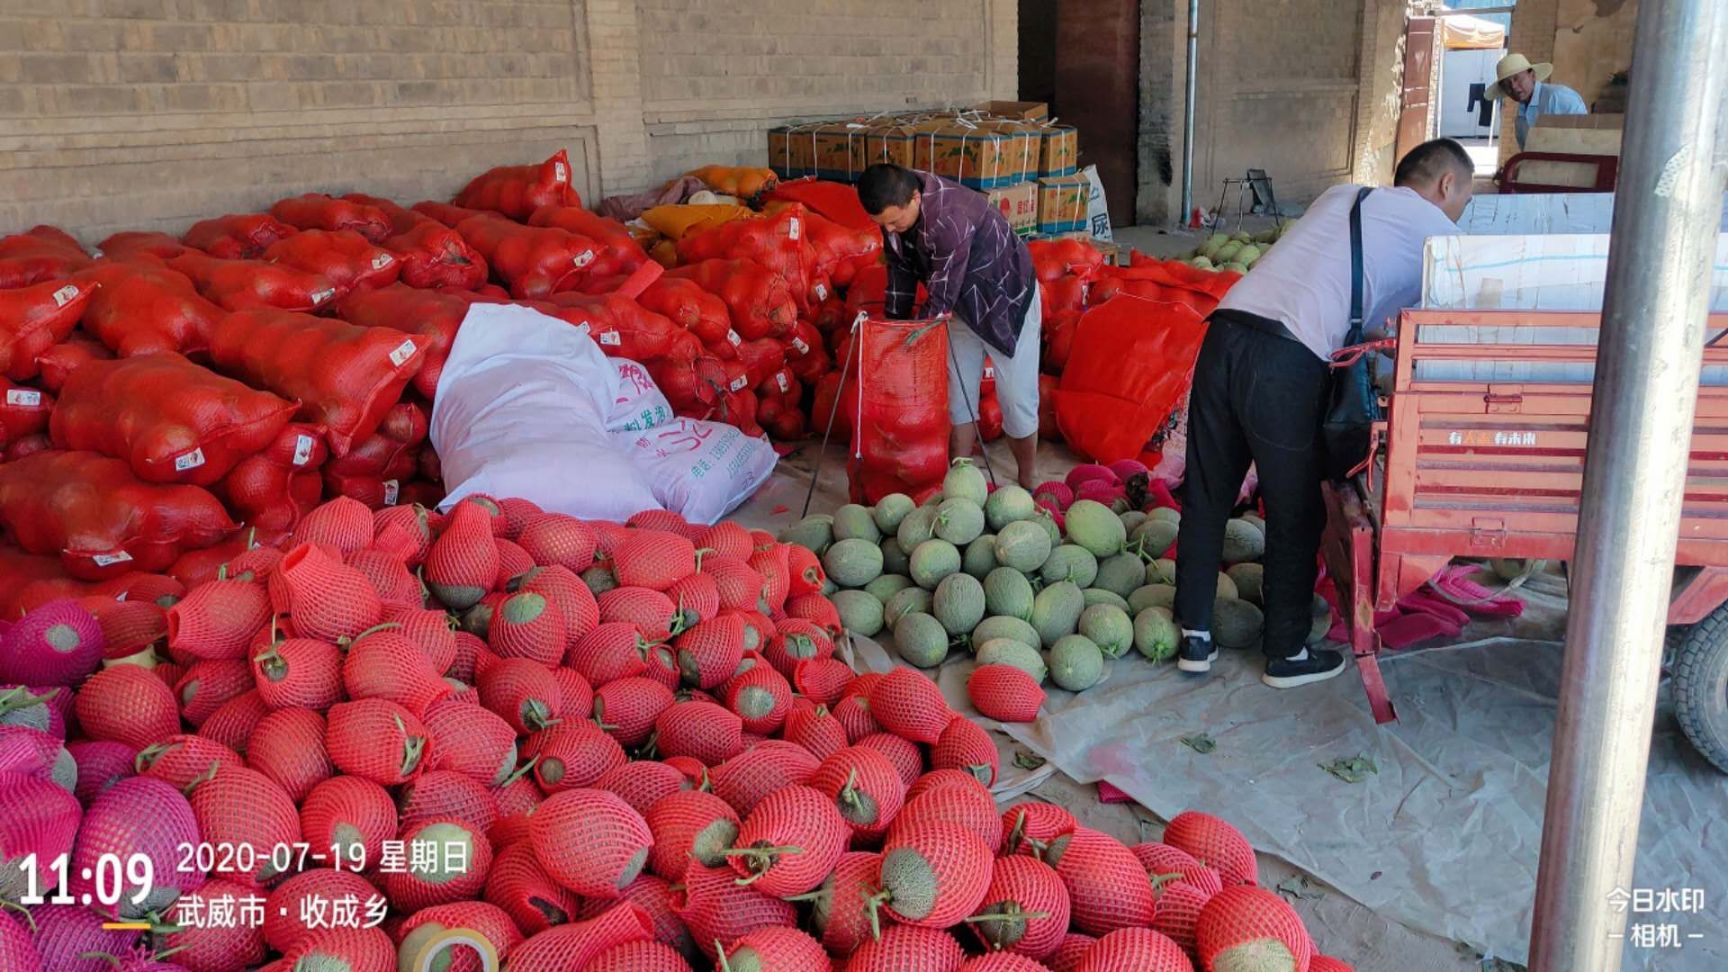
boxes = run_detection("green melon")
[832,589,884,637]
[1032,509,1063,546]
[1148,507,1182,525]
[897,506,940,550]
[582,566,618,597]
[1082,588,1131,611]
[1133,607,1179,662]
[872,493,916,534]
[962,535,999,579]
[894,612,951,668]
[1213,597,1265,649]
[832,504,882,544]
[1240,511,1265,533]
[880,537,911,576]
[1226,563,1264,605]
[983,568,1037,621]
[1128,584,1177,614]
[943,458,989,506]
[1040,545,1098,588]
[1078,604,1133,658]
[1094,553,1146,599]
[1216,572,1239,601]
[823,538,884,588]
[883,587,933,628]
[821,578,838,597]
[1308,593,1332,644]
[935,498,986,546]
[865,574,915,604]
[985,485,1037,531]
[1030,581,1086,648]
[971,615,1042,653]
[976,638,1048,683]
[1064,500,1126,557]
[909,539,963,590]
[1131,519,1180,558]
[1221,518,1266,563]
[1146,558,1177,585]
[994,520,1054,574]
[779,514,834,554]
[933,573,987,636]
[1119,511,1149,534]
[1048,634,1104,691]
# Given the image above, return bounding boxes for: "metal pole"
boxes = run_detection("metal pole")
[1178,0,1199,227]
[1529,2,1728,971]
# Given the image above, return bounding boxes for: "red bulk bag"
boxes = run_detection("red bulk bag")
[0,278,96,381]
[208,309,430,456]
[0,544,69,618]
[50,353,297,486]
[785,319,831,385]
[810,369,854,443]
[664,259,796,341]
[1039,373,1062,443]
[763,178,876,233]
[0,378,52,447]
[35,336,114,394]
[217,423,327,533]
[1043,275,1088,318]
[765,204,880,291]
[1056,295,1209,463]
[676,206,818,311]
[339,193,424,236]
[848,317,950,504]
[410,201,492,228]
[181,213,297,260]
[378,220,488,291]
[528,206,648,279]
[6,434,52,462]
[98,232,187,261]
[269,193,392,243]
[167,250,337,313]
[736,338,786,389]
[633,277,735,348]
[649,355,727,413]
[0,227,94,288]
[262,230,401,296]
[334,284,487,399]
[539,293,680,362]
[454,149,581,220]
[75,262,224,357]
[0,451,236,580]
[1027,238,1104,285]
[1043,309,1081,374]
[455,215,598,299]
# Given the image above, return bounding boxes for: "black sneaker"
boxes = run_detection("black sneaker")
[1176,635,1218,675]
[1262,649,1347,689]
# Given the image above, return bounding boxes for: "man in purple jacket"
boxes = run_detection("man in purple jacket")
[859,163,1042,488]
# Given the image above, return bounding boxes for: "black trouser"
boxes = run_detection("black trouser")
[1174,311,1329,659]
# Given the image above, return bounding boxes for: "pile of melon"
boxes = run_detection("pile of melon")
[1186,226,1287,274]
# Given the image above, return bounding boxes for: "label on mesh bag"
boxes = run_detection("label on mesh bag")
[598,329,622,347]
[573,250,595,269]
[554,161,569,184]
[791,336,811,355]
[310,288,337,306]
[370,253,394,270]
[729,375,749,392]
[292,434,316,467]
[52,285,79,307]
[91,551,133,567]
[173,448,206,472]
[383,480,400,506]
[788,217,801,241]
[5,389,42,408]
[727,330,742,347]
[389,339,418,367]
[776,372,791,393]
[813,282,827,301]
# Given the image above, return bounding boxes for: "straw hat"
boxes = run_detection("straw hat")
[1495,53,1554,96]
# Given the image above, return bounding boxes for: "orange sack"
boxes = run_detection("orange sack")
[262,229,402,297]
[167,250,337,314]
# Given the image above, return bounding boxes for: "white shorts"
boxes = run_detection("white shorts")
[948,284,1042,439]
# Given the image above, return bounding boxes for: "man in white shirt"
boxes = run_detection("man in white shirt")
[1496,52,1589,148]
[1174,138,1473,688]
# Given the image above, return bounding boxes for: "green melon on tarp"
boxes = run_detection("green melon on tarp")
[897,506,940,550]
[909,539,963,590]
[1078,603,1134,658]
[1214,597,1265,649]
[971,615,1042,653]
[779,514,834,554]
[866,573,915,604]
[1227,563,1264,605]
[883,586,934,628]
[963,535,1000,579]
[943,458,989,506]
[985,485,1037,531]
[983,567,1037,621]
[1049,634,1104,691]
[823,538,884,588]
[932,573,987,636]
[1040,545,1098,588]
[1222,518,1266,563]
[1128,584,1177,614]
[895,612,951,668]
[1132,519,1180,558]
[880,537,911,577]
[1134,606,1180,661]
[1082,589,1131,611]
[1064,499,1127,557]
[994,520,1054,574]
[873,493,917,534]
[1094,553,1146,599]
[935,497,986,546]
[976,638,1048,683]
[832,589,885,637]
[1146,558,1177,585]
[1031,581,1086,648]
[833,504,882,544]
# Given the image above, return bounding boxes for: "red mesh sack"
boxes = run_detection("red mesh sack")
[0,378,51,448]
[33,334,113,394]
[677,207,817,312]
[380,218,490,291]
[0,451,234,579]
[650,355,726,414]
[665,259,797,340]
[262,229,401,297]
[1056,296,1208,463]
[455,214,598,299]
[334,284,491,399]
[528,206,648,279]
[74,261,224,357]
[784,319,831,384]
[98,231,187,261]
[1195,886,1311,972]
[767,202,881,290]
[634,277,735,348]
[847,316,950,504]
[269,193,392,242]
[167,249,337,313]
[208,308,429,456]
[50,353,296,485]
[540,292,680,362]
[454,149,581,220]
[0,277,96,381]
[0,226,94,287]
[1027,239,1104,285]
[413,200,493,228]
[182,213,297,259]
[763,177,876,233]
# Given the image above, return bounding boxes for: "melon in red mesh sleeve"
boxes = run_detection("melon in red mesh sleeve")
[0,451,236,580]
[0,227,94,288]
[454,215,598,299]
[208,309,430,456]
[0,278,97,381]
[50,353,298,486]
[75,261,225,357]
[0,379,52,448]
[261,230,401,297]
[527,206,648,279]
[268,193,392,243]
[167,250,338,313]
[181,213,298,260]
[676,207,818,313]
[664,259,796,341]
[538,293,679,362]
[453,149,580,220]
[34,336,114,395]
[333,284,486,399]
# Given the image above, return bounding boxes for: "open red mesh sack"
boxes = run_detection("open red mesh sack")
[676,206,818,311]
[334,284,491,399]
[664,259,796,341]
[649,355,727,415]
[0,378,52,448]
[0,450,235,580]
[763,178,876,232]
[0,226,94,288]
[50,353,296,486]
[181,213,297,259]
[74,261,224,357]
[1056,296,1208,464]
[454,214,598,299]
[454,149,581,220]
[262,229,401,297]
[528,206,648,279]
[166,249,337,313]
[0,278,96,381]
[208,309,429,456]
[539,293,680,362]
[269,193,392,242]
[848,317,950,503]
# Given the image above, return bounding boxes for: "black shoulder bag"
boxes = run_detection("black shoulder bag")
[1321,187,1380,482]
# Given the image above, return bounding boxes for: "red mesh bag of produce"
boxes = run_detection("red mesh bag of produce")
[529,206,648,279]
[765,202,880,290]
[262,229,400,297]
[269,193,392,242]
[0,278,96,381]
[764,178,876,232]
[735,338,786,389]
[847,316,950,503]
[74,261,224,357]
[208,309,430,456]
[35,335,113,394]
[1056,296,1207,464]
[633,277,734,349]
[0,450,235,579]
[0,544,67,617]
[664,259,796,340]
[412,200,493,228]
[455,214,598,299]
[334,284,490,399]
[1027,238,1104,285]
[98,231,187,261]
[0,378,52,447]
[648,355,726,414]
[1043,274,1088,318]
[167,249,337,313]
[50,353,296,485]
[0,226,94,288]
[376,218,490,290]
[220,456,325,533]
[454,149,581,220]
[540,293,680,362]
[677,206,819,311]
[182,213,297,260]
[783,319,830,384]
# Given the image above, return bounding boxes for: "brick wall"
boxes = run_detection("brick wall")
[1,0,1017,242]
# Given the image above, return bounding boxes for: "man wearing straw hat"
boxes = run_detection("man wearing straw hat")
[1497,52,1588,149]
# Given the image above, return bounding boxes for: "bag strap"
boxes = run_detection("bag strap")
[1345,186,1373,348]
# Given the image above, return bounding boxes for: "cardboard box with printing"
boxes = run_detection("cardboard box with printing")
[984,181,1039,237]
[1039,124,1078,177]
[913,119,1033,190]
[1037,174,1090,235]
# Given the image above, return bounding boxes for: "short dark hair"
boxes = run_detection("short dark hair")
[1394,138,1473,188]
[858,164,920,215]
